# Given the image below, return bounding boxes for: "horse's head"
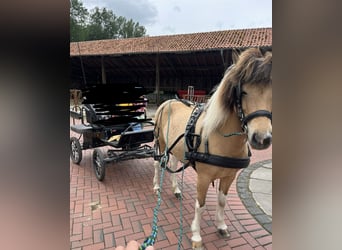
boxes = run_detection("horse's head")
[203,48,272,150]
[238,81,272,149]
[233,48,272,150]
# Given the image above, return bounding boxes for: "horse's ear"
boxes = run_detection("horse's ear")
[259,47,272,56]
[232,49,240,64]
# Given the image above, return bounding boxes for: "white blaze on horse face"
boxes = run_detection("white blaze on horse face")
[242,84,272,149]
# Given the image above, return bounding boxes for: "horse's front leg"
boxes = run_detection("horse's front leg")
[153,160,160,194]
[215,190,230,237]
[215,175,236,238]
[169,155,181,199]
[191,176,211,250]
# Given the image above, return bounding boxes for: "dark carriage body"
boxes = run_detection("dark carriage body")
[70,84,155,181]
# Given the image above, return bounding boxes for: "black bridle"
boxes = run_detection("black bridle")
[234,80,272,132]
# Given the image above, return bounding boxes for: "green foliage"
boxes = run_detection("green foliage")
[70,0,89,41]
[70,0,147,42]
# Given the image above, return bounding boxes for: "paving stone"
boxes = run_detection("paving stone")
[263,162,272,169]
[253,193,272,216]
[263,223,272,233]
[254,214,272,225]
[237,159,272,234]
[245,205,264,215]
[249,179,272,194]
[250,167,272,180]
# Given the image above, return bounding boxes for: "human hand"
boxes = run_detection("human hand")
[114,240,154,250]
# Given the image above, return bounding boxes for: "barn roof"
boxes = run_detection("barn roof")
[70,27,272,56]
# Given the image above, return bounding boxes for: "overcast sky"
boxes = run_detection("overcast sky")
[80,0,272,36]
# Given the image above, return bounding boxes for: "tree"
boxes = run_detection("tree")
[70,0,147,41]
[70,0,89,42]
[87,7,146,40]
[87,7,119,40]
[119,19,146,38]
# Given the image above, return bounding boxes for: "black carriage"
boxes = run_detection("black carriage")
[70,84,155,181]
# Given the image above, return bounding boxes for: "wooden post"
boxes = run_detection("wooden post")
[101,56,106,84]
[220,49,230,72]
[155,53,160,105]
[76,42,87,86]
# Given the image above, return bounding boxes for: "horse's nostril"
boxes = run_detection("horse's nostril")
[263,136,272,145]
[253,133,272,145]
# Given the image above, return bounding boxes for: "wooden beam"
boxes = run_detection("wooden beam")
[101,56,107,84]
[155,53,160,105]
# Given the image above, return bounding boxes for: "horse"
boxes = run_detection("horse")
[152,47,272,249]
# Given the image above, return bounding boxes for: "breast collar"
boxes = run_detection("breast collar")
[184,102,251,169]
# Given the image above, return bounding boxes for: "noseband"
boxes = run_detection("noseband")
[234,81,272,131]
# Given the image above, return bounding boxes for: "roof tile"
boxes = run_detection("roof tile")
[70,28,272,56]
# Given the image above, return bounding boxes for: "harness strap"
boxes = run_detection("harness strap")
[185,103,205,152]
[183,101,251,169]
[242,110,272,127]
[175,94,194,107]
[153,133,185,161]
[163,161,192,174]
[185,151,250,168]
[234,81,272,131]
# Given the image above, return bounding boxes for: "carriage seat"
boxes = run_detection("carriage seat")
[104,128,154,149]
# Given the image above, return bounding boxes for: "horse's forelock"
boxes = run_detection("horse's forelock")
[234,48,272,85]
[212,48,272,109]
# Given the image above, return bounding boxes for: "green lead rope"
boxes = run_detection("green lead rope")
[140,102,172,250]
[139,161,166,250]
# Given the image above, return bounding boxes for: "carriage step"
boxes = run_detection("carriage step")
[70,124,94,133]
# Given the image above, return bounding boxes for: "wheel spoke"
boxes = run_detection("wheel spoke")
[70,137,82,164]
[92,149,105,181]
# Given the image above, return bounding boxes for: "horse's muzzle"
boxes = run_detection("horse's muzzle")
[250,132,272,150]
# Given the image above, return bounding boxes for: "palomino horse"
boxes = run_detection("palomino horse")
[153,47,272,249]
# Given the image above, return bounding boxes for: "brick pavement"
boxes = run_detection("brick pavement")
[237,160,272,234]
[70,125,272,250]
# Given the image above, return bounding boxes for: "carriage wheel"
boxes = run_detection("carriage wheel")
[92,149,106,181]
[70,137,82,164]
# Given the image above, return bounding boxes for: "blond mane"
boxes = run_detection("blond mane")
[202,48,272,138]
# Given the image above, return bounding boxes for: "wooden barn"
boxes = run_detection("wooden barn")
[70,27,272,104]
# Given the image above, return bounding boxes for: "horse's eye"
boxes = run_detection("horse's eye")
[241,91,247,96]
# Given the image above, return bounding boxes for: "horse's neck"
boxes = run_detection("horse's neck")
[200,111,248,158]
[220,111,243,135]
